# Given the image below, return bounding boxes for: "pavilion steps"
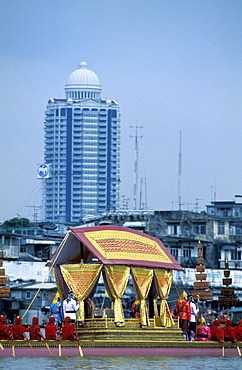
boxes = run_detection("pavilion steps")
[77,318,185,342]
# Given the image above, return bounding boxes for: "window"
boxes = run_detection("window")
[168,224,180,235]
[26,291,31,299]
[11,291,21,299]
[235,226,242,235]
[217,207,232,217]
[183,248,191,258]
[170,248,179,258]
[61,108,66,116]
[193,222,206,235]
[229,223,242,235]
[4,237,10,246]
[231,251,241,260]
[218,222,225,235]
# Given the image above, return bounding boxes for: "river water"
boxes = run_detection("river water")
[0,355,241,370]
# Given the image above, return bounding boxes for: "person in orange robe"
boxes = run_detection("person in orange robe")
[29,316,44,341]
[0,315,12,340]
[234,319,242,342]
[175,291,191,340]
[61,316,75,340]
[210,318,224,342]
[11,316,29,340]
[45,316,57,340]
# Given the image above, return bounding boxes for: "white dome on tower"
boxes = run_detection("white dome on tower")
[65,62,102,100]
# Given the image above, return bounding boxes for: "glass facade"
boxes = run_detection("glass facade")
[43,63,120,222]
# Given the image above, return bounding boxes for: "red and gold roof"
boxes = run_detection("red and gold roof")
[48,226,183,271]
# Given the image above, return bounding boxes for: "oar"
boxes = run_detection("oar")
[0,342,4,350]
[12,339,16,357]
[77,339,83,357]
[45,340,53,355]
[236,342,241,356]
[74,323,83,357]
[27,340,36,356]
[222,341,224,357]
[58,340,62,356]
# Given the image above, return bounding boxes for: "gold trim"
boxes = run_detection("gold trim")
[84,230,172,263]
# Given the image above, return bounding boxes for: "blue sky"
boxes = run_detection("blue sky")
[1,0,242,221]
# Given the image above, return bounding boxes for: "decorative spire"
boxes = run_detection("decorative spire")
[192,240,212,301]
[218,258,237,309]
[0,251,10,298]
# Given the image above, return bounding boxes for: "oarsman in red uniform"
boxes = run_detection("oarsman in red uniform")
[220,317,227,331]
[61,316,76,340]
[175,291,191,340]
[45,316,57,340]
[234,319,242,342]
[223,319,237,343]
[210,318,224,343]
[11,316,29,340]
[0,315,12,340]
[29,316,44,341]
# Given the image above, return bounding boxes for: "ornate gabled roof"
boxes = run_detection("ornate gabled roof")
[47,225,183,271]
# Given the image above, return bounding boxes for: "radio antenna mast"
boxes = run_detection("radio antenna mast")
[130,124,143,210]
[178,131,182,211]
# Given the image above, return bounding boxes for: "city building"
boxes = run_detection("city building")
[0,225,61,261]
[78,205,242,271]
[2,198,242,317]
[206,198,242,269]
[43,62,120,223]
[0,281,57,325]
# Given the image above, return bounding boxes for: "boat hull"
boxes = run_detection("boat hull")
[0,340,240,357]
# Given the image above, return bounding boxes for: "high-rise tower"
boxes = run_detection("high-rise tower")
[43,62,120,223]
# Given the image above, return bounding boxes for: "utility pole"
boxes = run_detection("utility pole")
[130,125,143,210]
[195,199,203,212]
[26,206,41,222]
[210,182,218,202]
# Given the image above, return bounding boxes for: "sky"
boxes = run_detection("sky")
[1,0,242,222]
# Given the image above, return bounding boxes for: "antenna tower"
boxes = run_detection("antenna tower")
[144,176,147,210]
[178,131,182,210]
[130,125,143,210]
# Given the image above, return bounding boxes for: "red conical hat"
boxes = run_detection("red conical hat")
[49,316,55,324]
[64,316,71,324]
[16,317,22,325]
[32,316,38,325]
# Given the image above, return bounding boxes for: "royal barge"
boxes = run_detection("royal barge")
[1,226,241,357]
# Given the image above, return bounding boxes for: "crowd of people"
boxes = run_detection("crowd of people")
[0,290,81,342]
[174,291,242,343]
[0,314,80,341]
[1,289,242,344]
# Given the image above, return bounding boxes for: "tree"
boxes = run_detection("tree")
[2,217,31,228]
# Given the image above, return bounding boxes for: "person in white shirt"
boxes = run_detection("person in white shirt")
[188,294,199,341]
[63,291,79,323]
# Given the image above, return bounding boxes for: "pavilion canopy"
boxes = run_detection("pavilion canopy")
[47,225,183,271]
